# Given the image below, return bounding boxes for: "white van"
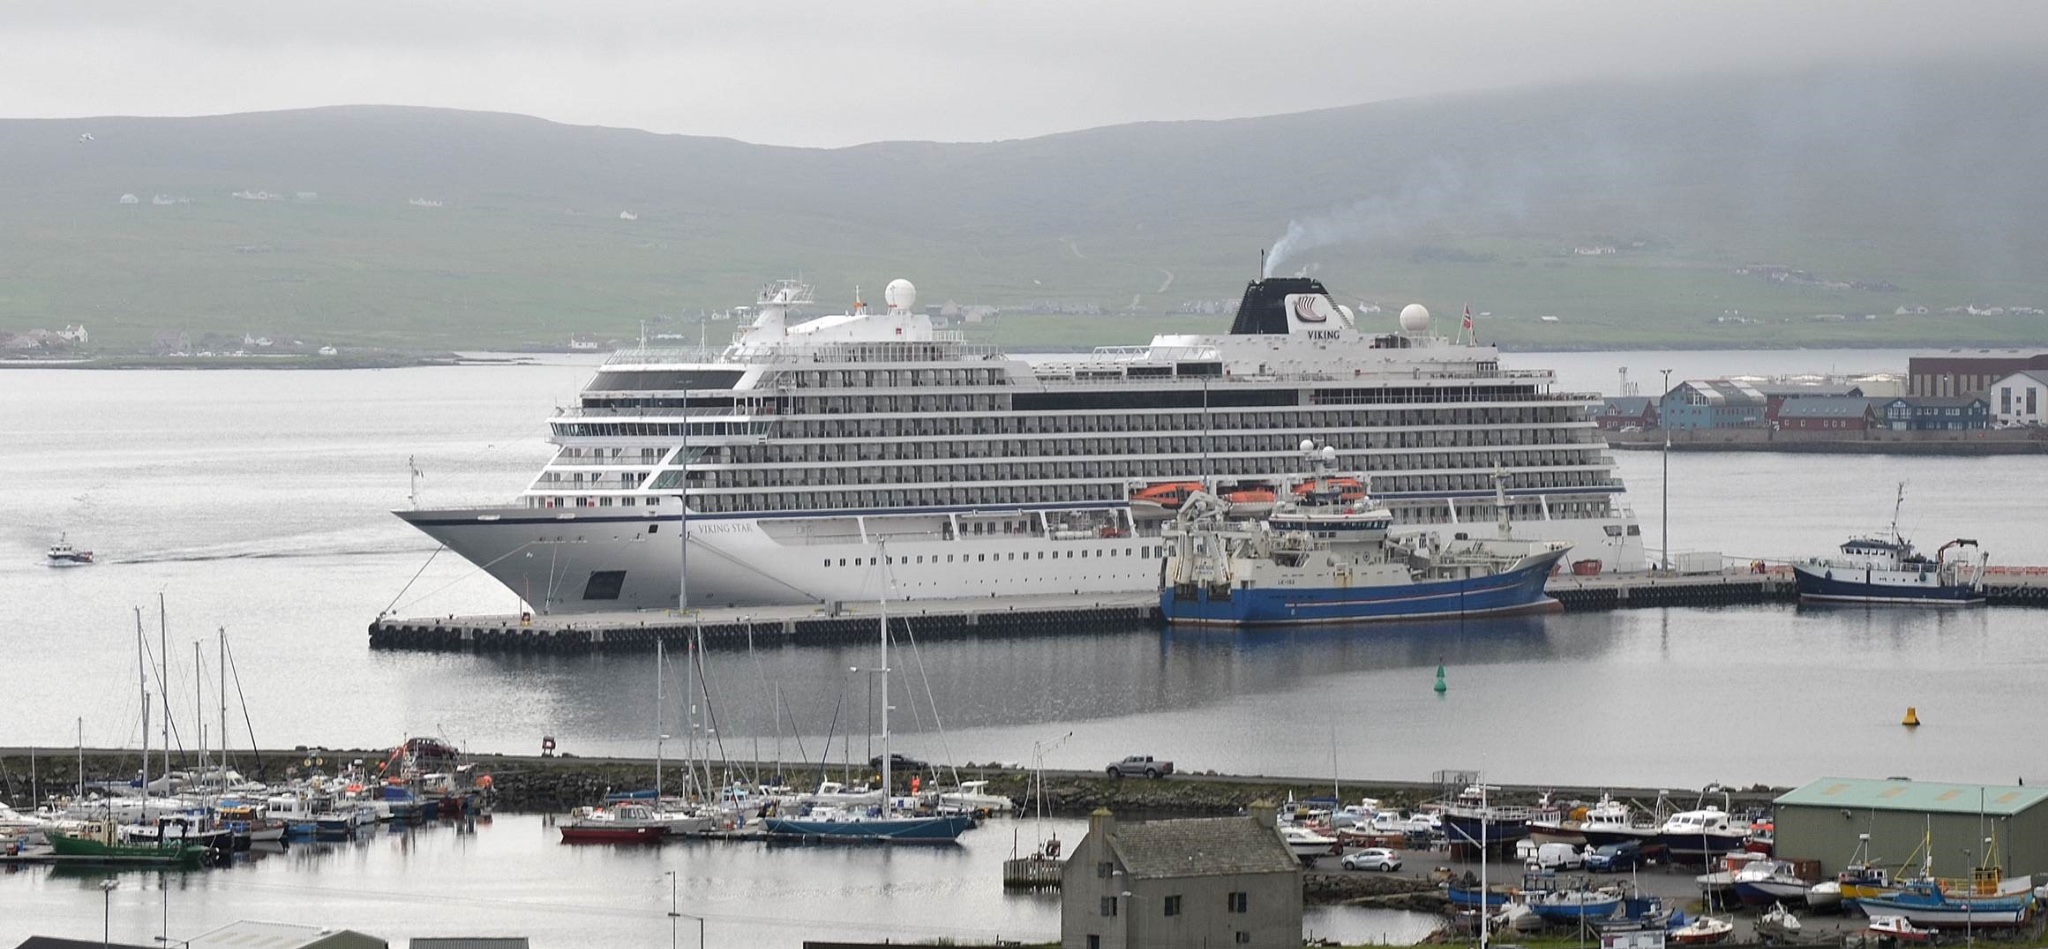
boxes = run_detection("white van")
[1528,842,1583,870]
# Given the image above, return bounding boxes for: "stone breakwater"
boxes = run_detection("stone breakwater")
[1303,871,1446,908]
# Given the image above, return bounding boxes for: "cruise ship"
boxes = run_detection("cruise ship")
[398,276,1645,613]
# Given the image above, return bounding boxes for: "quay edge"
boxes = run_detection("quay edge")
[367,570,2048,654]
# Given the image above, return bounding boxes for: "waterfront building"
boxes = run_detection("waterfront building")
[1061,805,1303,949]
[1908,351,2048,398]
[1754,383,1864,425]
[1658,380,1767,430]
[1596,396,1657,430]
[1987,371,2048,427]
[1775,397,1875,431]
[1773,778,2048,879]
[1878,396,1992,431]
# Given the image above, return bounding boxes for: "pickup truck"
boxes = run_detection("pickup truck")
[1106,755,1174,779]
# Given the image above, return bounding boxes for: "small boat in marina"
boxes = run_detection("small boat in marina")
[1755,902,1804,942]
[1278,824,1340,865]
[1441,784,1539,854]
[1732,858,1819,908]
[1657,806,1752,864]
[1806,880,1844,913]
[45,534,94,567]
[1523,872,1625,922]
[1854,877,2038,928]
[46,821,211,868]
[1864,914,1936,944]
[558,803,669,843]
[1792,485,1987,605]
[1669,915,1734,945]
[933,780,1015,816]
[1530,793,1663,848]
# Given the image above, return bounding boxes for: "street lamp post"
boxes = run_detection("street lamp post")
[666,869,707,949]
[101,879,117,949]
[1659,368,1673,573]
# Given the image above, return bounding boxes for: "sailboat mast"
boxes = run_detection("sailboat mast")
[135,607,147,805]
[655,638,665,800]
[879,569,891,818]
[218,627,228,773]
[194,640,204,780]
[158,593,170,772]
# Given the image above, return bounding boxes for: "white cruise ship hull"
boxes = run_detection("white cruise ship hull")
[399,504,1634,613]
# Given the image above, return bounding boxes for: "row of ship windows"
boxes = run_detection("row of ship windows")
[524,492,1617,522]
[824,547,1156,568]
[716,441,1602,470]
[776,367,1010,389]
[690,455,1607,491]
[550,405,1585,440]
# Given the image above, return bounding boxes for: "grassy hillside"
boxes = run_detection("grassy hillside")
[2,58,2045,352]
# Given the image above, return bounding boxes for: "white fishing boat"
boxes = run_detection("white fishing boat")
[45,534,94,567]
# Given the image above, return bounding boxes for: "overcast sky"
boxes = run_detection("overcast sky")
[6,1,2042,148]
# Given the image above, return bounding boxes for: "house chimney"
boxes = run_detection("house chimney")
[1090,806,1116,841]
[1249,799,1279,838]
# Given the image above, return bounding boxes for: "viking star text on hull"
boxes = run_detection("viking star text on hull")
[396,276,1645,613]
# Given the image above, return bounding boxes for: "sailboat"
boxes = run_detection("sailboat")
[762,542,973,843]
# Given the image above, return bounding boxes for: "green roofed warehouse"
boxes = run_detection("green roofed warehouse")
[1772,777,2048,879]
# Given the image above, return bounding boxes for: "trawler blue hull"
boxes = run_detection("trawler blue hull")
[1160,550,1567,627]
[1792,564,1984,605]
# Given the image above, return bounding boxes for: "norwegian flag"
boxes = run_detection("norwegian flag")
[1463,305,1474,341]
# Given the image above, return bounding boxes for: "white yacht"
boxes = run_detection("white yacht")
[398,276,1645,612]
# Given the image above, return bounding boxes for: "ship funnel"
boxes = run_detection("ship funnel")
[1229,277,1332,336]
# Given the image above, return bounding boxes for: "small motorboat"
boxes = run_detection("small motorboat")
[1806,880,1843,913]
[558,803,669,843]
[1278,824,1340,865]
[46,534,94,567]
[1669,916,1734,945]
[1865,915,1936,944]
[1755,902,1803,942]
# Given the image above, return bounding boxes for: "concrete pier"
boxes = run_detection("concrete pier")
[368,569,2048,654]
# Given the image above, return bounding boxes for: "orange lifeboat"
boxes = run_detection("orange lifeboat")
[1131,481,1205,511]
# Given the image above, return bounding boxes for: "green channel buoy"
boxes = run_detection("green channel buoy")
[1434,664,1448,694]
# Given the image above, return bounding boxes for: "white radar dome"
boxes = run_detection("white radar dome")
[885,278,917,312]
[1399,304,1431,333]
[1299,439,1316,453]
[1321,446,1338,464]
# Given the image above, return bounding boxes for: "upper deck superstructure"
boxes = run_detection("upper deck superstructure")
[399,276,1644,613]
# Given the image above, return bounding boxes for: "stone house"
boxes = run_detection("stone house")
[1061,805,1302,949]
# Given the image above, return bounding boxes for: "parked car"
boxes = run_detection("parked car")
[1586,840,1644,872]
[1105,755,1173,779]
[1341,847,1403,872]
[868,753,930,772]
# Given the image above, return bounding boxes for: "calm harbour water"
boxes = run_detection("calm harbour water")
[3,348,2043,945]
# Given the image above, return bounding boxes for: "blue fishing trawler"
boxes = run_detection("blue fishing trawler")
[1159,446,1571,627]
